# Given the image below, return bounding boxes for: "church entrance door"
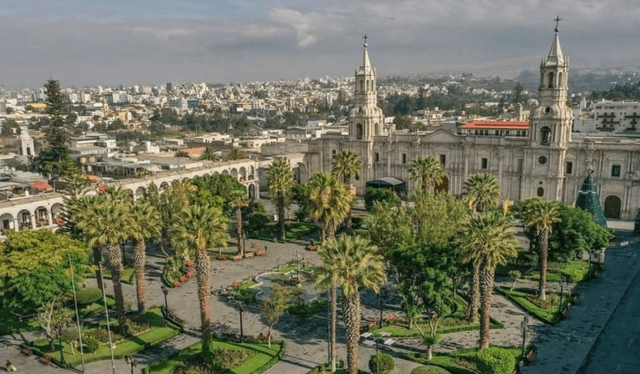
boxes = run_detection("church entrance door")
[604,195,621,219]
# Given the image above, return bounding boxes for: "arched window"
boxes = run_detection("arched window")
[26,147,31,156]
[359,80,364,92]
[374,123,379,136]
[537,187,544,197]
[540,126,551,145]
[548,72,554,88]
[558,72,563,87]
[366,80,369,92]
[356,123,363,140]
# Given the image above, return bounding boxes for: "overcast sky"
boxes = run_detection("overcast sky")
[2,0,640,89]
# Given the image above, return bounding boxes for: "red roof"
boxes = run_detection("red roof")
[461,120,529,130]
[30,181,52,191]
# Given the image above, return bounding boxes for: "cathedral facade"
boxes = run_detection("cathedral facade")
[306,29,640,221]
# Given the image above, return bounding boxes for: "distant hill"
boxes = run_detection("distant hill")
[516,67,640,96]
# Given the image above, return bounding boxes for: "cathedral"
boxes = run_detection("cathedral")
[306,26,640,221]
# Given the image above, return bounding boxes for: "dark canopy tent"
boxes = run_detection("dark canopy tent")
[366,177,407,196]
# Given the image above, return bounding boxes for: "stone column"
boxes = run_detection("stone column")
[13,218,19,232]
[47,210,53,226]
[30,215,36,230]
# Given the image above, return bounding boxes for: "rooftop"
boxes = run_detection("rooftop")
[461,120,529,130]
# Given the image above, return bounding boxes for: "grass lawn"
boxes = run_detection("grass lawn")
[146,339,284,374]
[89,266,136,285]
[248,221,317,242]
[78,295,116,318]
[402,346,522,374]
[497,260,590,284]
[371,296,503,337]
[31,307,180,368]
[496,286,570,325]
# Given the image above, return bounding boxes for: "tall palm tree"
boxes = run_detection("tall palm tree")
[331,149,361,228]
[306,171,354,370]
[457,211,518,348]
[464,173,501,213]
[332,149,362,185]
[463,172,501,322]
[522,198,561,300]
[306,171,354,243]
[228,190,249,256]
[170,204,228,355]
[200,147,221,163]
[316,235,387,374]
[266,160,295,240]
[409,155,444,193]
[130,201,161,315]
[77,199,133,330]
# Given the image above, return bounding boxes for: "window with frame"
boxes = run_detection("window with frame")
[612,164,621,178]
[402,153,407,164]
[332,150,336,158]
[439,154,446,166]
[566,161,573,175]
[375,152,379,163]
[481,158,488,170]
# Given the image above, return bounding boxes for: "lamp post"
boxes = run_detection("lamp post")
[161,285,169,313]
[378,285,389,328]
[59,336,66,366]
[559,276,566,309]
[521,315,530,359]
[125,355,136,374]
[235,301,246,342]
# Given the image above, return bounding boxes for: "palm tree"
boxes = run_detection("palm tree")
[130,201,161,315]
[331,149,361,228]
[266,160,295,240]
[522,198,561,300]
[409,155,444,193]
[463,173,501,322]
[228,190,249,256]
[77,198,133,330]
[200,147,221,163]
[306,171,354,243]
[175,150,190,158]
[317,235,386,374]
[464,173,501,213]
[170,204,229,355]
[332,149,362,185]
[457,211,518,348]
[227,148,244,161]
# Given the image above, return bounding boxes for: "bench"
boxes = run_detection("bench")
[233,255,243,261]
[244,252,254,259]
[256,250,266,256]
[40,354,52,366]
[21,346,33,356]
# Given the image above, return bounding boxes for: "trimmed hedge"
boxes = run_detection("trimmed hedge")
[477,347,516,374]
[411,366,452,374]
[369,353,395,374]
[76,287,102,305]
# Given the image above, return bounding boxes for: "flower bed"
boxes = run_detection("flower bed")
[163,255,196,288]
[496,286,569,325]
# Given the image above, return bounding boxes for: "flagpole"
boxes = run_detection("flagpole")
[69,254,86,373]
[99,262,117,374]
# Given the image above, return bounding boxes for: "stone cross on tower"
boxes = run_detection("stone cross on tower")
[363,34,368,47]
[554,16,562,33]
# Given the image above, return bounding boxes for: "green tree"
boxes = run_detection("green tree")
[174,150,190,158]
[316,235,387,374]
[392,244,458,359]
[462,173,501,322]
[227,148,244,160]
[364,201,414,255]
[550,205,613,263]
[409,156,444,193]
[131,201,161,314]
[306,171,354,243]
[266,160,295,240]
[38,299,74,352]
[412,191,468,247]
[365,187,400,211]
[76,191,133,330]
[457,211,518,348]
[521,198,561,300]
[170,204,229,356]
[260,284,290,348]
[228,190,249,256]
[331,149,361,228]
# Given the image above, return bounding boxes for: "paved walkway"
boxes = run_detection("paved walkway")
[522,233,640,374]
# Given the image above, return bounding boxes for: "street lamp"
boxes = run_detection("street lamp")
[378,285,389,328]
[59,336,66,366]
[161,285,169,313]
[559,276,566,309]
[235,301,247,342]
[125,355,137,374]
[521,315,530,360]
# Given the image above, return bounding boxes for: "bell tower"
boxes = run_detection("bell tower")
[349,35,384,141]
[529,17,572,148]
